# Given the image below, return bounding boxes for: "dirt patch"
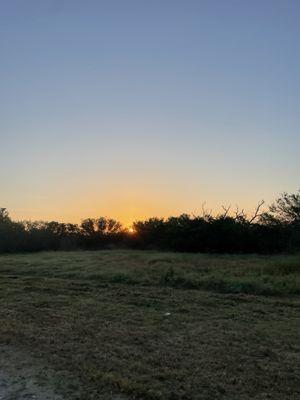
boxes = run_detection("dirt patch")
[0,345,63,400]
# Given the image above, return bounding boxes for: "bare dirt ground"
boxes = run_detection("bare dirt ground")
[0,345,126,400]
[0,346,63,400]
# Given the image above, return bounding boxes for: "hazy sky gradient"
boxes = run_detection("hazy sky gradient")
[1,1,299,225]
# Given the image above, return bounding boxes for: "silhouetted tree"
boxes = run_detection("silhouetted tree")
[261,190,300,225]
[1,190,300,254]
[0,209,26,252]
[80,217,124,249]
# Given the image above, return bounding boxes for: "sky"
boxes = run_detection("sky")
[1,0,299,226]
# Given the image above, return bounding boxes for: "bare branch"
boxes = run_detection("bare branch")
[249,200,265,223]
[221,205,231,218]
[234,205,246,220]
[201,202,207,218]
[201,202,212,220]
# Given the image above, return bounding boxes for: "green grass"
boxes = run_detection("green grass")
[0,250,299,399]
[1,250,299,295]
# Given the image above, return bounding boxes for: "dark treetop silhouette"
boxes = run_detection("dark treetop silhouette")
[1,190,299,254]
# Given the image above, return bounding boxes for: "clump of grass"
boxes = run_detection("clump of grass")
[263,260,300,276]
[108,273,137,285]
[96,372,162,399]
[148,257,173,266]
[160,266,176,285]
[156,260,300,296]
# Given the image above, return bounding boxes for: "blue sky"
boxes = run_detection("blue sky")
[1,1,299,224]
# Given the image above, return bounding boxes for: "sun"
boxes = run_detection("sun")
[128,227,135,234]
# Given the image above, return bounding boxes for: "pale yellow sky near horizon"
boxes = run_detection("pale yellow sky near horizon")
[7,185,287,228]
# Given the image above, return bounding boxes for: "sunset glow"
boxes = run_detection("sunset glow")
[1,2,299,225]
[1,3,300,399]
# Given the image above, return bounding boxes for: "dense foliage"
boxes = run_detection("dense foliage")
[1,190,300,254]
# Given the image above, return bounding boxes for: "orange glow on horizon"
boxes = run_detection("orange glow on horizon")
[8,181,271,228]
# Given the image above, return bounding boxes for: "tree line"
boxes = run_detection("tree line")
[1,190,299,254]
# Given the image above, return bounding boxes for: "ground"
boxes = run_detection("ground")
[0,250,299,399]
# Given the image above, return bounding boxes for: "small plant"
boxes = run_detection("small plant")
[160,266,175,285]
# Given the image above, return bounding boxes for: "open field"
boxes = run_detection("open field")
[0,251,299,399]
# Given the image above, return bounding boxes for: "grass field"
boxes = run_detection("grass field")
[0,251,299,399]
